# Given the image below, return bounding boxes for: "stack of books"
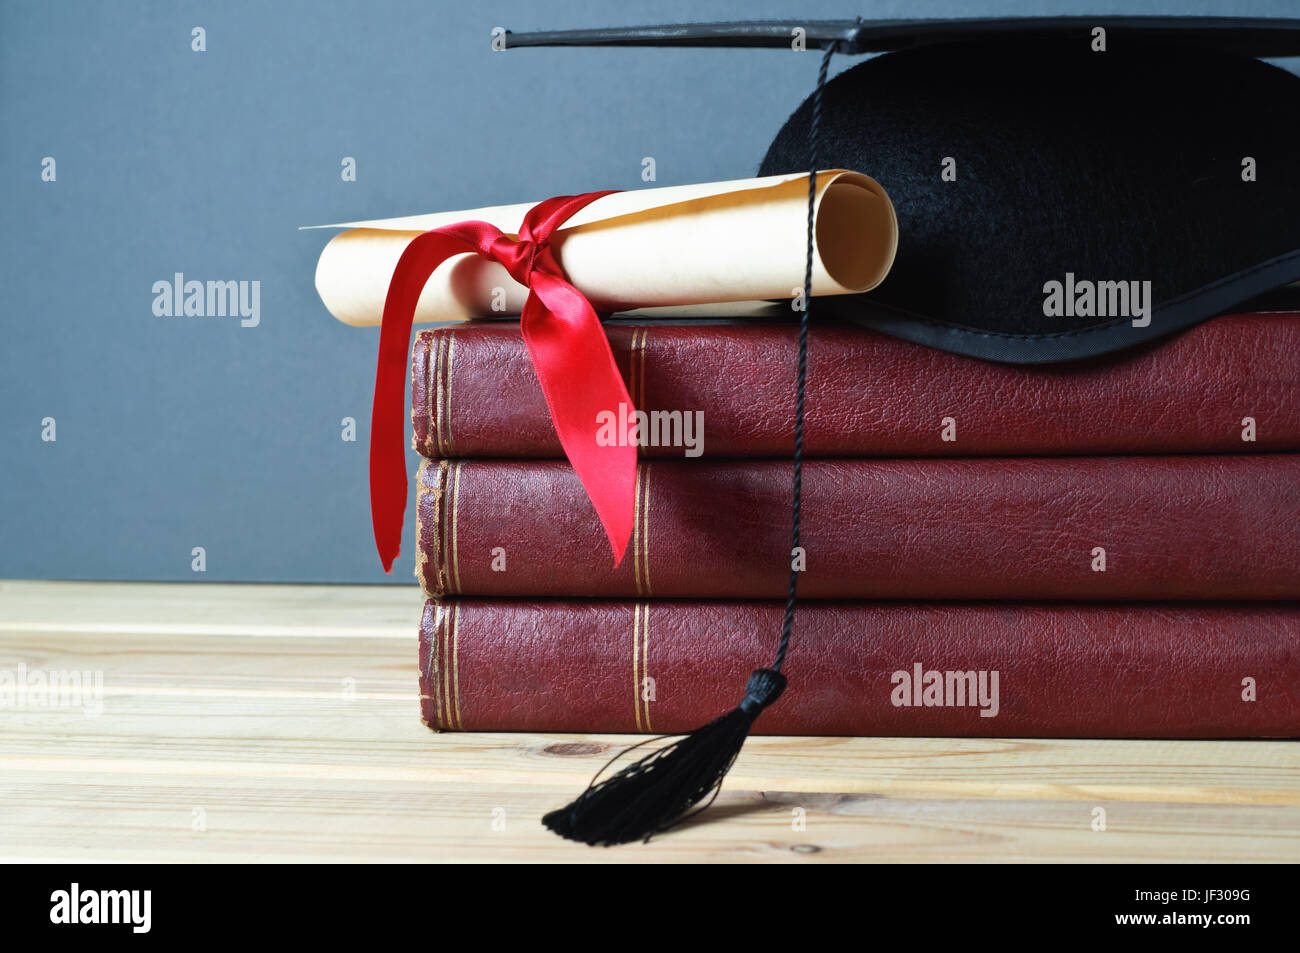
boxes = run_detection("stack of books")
[415,314,1300,737]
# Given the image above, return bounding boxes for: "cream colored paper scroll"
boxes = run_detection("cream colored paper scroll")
[311,170,897,326]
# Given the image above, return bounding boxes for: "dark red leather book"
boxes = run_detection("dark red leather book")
[418,599,1300,736]
[411,313,1300,459]
[415,454,1300,600]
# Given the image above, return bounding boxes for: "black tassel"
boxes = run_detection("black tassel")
[542,668,786,846]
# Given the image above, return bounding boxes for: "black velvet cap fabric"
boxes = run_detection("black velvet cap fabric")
[760,36,1300,361]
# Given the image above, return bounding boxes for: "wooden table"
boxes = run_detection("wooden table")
[1,579,1295,862]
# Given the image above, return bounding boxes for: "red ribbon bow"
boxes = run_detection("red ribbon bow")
[370,190,635,572]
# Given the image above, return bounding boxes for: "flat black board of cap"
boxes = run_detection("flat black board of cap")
[503,17,1300,57]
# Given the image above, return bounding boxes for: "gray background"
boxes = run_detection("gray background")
[3,0,1297,583]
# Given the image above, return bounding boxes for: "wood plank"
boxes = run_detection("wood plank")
[2,773,1293,863]
[1,580,1297,862]
[0,579,417,638]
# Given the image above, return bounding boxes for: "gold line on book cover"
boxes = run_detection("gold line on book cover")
[426,602,443,729]
[450,460,463,594]
[437,601,447,729]
[435,330,445,456]
[631,601,642,730]
[437,601,448,729]
[451,601,462,730]
[436,459,451,597]
[626,327,641,407]
[424,333,432,455]
[440,599,455,730]
[443,329,456,455]
[431,332,446,456]
[640,603,652,732]
[632,462,643,596]
[636,327,649,409]
[641,463,652,597]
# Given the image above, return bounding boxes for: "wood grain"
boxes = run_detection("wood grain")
[1,580,1296,862]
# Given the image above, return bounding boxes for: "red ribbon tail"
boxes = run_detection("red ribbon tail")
[370,227,488,572]
[523,273,637,566]
[370,279,414,573]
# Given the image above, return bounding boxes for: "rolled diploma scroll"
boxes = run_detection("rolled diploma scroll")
[311,171,897,326]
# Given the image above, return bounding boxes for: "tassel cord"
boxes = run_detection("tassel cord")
[775,38,836,674]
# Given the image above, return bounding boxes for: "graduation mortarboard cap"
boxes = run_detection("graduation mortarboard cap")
[514,16,1300,362]
[500,17,1300,846]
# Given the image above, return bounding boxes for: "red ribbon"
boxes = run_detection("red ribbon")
[370,190,636,573]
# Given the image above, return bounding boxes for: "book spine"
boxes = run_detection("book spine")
[415,454,1300,600]
[418,599,1300,736]
[410,314,1300,459]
